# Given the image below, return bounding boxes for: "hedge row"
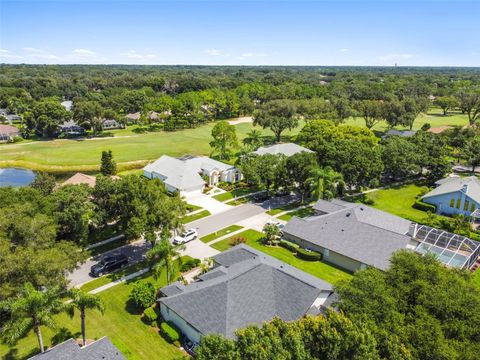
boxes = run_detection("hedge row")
[279,240,298,252]
[413,199,436,213]
[296,248,322,261]
[161,321,181,344]
[143,306,158,325]
[180,258,201,272]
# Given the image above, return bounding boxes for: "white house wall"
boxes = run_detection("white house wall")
[160,303,202,344]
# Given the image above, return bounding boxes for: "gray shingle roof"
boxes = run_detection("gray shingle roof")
[29,337,125,360]
[312,198,355,214]
[283,200,413,270]
[423,176,480,204]
[253,143,314,157]
[159,244,332,338]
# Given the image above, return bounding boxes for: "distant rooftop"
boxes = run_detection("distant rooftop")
[253,143,314,157]
[423,176,480,204]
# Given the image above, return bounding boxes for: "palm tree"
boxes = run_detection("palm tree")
[67,289,105,347]
[242,128,263,149]
[310,166,344,200]
[0,283,66,353]
[147,239,185,284]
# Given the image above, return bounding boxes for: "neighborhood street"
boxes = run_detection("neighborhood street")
[67,195,299,288]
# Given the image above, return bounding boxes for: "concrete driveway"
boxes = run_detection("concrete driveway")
[185,192,233,214]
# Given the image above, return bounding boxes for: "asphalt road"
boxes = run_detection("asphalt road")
[67,195,298,288]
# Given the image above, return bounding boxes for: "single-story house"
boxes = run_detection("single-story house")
[28,337,125,360]
[125,112,141,122]
[158,244,334,343]
[102,118,125,130]
[422,176,480,216]
[143,155,241,196]
[59,120,86,136]
[126,111,169,123]
[283,199,480,271]
[0,124,20,142]
[283,199,418,272]
[253,142,314,157]
[382,129,417,139]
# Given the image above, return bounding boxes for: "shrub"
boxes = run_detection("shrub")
[296,248,322,261]
[160,321,181,344]
[180,258,201,272]
[229,236,246,247]
[279,240,298,252]
[143,306,158,325]
[129,281,157,310]
[413,199,436,213]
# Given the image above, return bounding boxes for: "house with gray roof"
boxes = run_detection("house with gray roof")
[422,176,480,217]
[253,142,314,157]
[382,129,417,139]
[29,337,125,360]
[283,199,418,272]
[158,244,333,343]
[143,155,241,196]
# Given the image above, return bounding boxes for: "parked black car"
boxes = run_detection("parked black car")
[90,254,128,277]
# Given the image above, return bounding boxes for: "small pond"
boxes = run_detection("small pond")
[0,168,36,188]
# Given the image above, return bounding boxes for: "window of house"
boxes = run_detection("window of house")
[464,200,470,211]
[456,199,461,209]
[324,249,330,258]
[450,199,455,207]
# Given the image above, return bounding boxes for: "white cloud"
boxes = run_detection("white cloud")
[0,49,10,53]
[71,48,97,58]
[23,47,43,53]
[239,52,266,58]
[204,49,222,56]
[339,48,349,53]
[378,53,415,63]
[122,50,157,59]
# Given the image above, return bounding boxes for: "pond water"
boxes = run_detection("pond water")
[0,168,36,187]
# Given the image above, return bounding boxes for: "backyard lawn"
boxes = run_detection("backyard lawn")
[0,263,185,360]
[211,229,353,285]
[0,122,302,172]
[200,225,243,243]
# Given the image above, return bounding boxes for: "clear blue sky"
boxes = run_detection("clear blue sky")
[0,0,478,66]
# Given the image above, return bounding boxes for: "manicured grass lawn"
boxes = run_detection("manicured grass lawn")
[344,107,470,133]
[0,263,185,360]
[213,187,260,202]
[0,122,303,172]
[278,206,315,221]
[473,270,480,289]
[266,202,301,216]
[185,203,202,213]
[352,183,433,223]
[211,229,353,285]
[200,225,244,243]
[181,209,211,224]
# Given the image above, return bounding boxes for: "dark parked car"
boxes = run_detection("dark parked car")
[90,254,128,277]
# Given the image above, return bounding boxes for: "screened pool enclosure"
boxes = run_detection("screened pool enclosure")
[414,225,480,269]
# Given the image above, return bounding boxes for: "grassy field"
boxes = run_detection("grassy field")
[211,229,352,284]
[344,107,470,132]
[0,122,301,172]
[0,263,185,360]
[200,225,243,243]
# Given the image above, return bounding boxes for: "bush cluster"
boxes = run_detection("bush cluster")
[229,236,247,246]
[180,258,201,272]
[295,248,322,261]
[143,306,158,325]
[279,240,298,252]
[412,199,436,212]
[129,281,157,310]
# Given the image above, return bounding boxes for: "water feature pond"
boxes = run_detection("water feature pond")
[0,168,36,187]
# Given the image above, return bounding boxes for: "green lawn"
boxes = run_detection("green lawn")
[200,225,244,243]
[213,187,260,202]
[0,263,185,360]
[0,122,302,172]
[266,202,301,216]
[344,107,470,133]
[185,203,202,213]
[181,209,211,224]
[353,183,432,223]
[278,206,315,221]
[473,270,480,289]
[211,229,352,285]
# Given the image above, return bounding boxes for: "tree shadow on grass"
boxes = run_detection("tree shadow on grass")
[50,327,81,346]
[4,347,38,360]
[125,298,143,315]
